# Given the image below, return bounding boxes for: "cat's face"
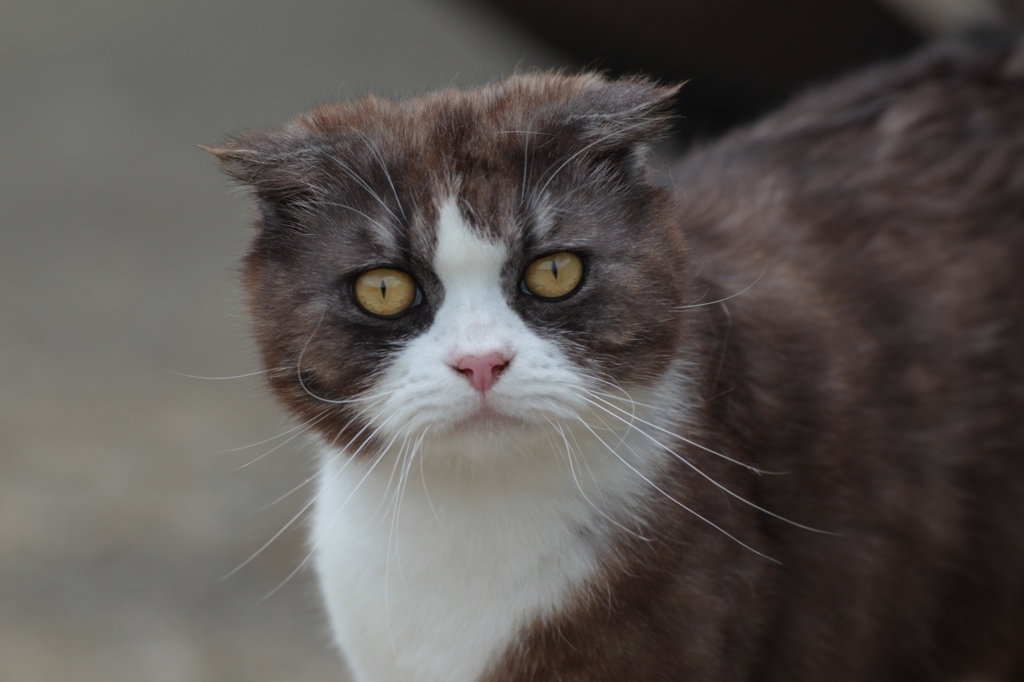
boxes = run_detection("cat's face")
[212,74,691,465]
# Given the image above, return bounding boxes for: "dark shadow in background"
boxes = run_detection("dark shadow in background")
[473,0,925,142]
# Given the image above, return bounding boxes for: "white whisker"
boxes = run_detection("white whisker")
[536,119,654,198]
[258,421,405,602]
[582,388,768,474]
[417,428,442,526]
[390,429,426,593]
[571,415,780,563]
[705,301,733,399]
[352,130,407,221]
[374,432,412,522]
[545,416,651,542]
[677,266,768,310]
[219,409,331,453]
[223,413,397,582]
[296,305,400,406]
[171,368,271,380]
[384,431,416,659]
[254,411,382,512]
[233,410,336,470]
[324,152,403,228]
[579,391,831,534]
[319,200,395,235]
[583,374,667,413]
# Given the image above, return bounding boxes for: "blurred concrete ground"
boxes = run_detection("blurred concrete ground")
[0,1,557,680]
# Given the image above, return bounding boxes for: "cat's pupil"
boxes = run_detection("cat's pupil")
[551,260,558,279]
[380,280,387,299]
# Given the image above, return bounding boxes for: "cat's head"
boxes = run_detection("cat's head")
[210,73,691,467]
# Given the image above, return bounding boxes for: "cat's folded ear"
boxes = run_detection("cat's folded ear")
[563,75,682,148]
[200,131,324,219]
[538,75,681,182]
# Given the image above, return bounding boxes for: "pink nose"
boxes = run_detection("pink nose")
[455,352,511,393]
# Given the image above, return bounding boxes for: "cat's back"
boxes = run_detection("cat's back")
[672,38,1024,679]
[676,37,1024,409]
[677,37,1024,276]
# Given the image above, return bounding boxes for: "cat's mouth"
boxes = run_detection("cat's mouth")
[448,402,528,433]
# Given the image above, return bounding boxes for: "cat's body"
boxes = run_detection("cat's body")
[212,39,1024,681]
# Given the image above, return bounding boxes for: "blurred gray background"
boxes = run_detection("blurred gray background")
[0,0,1007,680]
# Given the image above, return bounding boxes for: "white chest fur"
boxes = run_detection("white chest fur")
[312,424,662,682]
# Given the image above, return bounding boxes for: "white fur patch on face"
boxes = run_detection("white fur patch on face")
[363,197,589,462]
[430,198,513,363]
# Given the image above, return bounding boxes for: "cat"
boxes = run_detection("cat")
[208,37,1024,682]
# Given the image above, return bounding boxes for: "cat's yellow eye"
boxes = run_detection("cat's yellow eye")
[523,252,584,299]
[354,268,418,317]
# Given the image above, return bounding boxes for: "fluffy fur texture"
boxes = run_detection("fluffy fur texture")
[211,38,1024,681]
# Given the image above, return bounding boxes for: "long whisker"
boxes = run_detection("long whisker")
[296,306,331,405]
[218,409,332,453]
[545,416,651,542]
[223,413,397,582]
[259,422,407,602]
[582,374,668,413]
[324,153,403,227]
[254,408,386,512]
[580,392,831,534]
[374,431,412,521]
[536,119,654,198]
[684,287,711,307]
[319,200,395,236]
[383,434,411,660]
[582,388,770,474]
[296,306,400,406]
[564,420,609,491]
[222,405,333,454]
[352,130,406,221]
[171,369,272,380]
[384,427,429,656]
[518,128,540,204]
[417,428,442,526]
[390,429,426,593]
[571,415,780,563]
[711,302,732,394]
[233,410,337,469]
[677,266,768,309]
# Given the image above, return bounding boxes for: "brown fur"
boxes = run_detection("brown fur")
[211,38,1024,681]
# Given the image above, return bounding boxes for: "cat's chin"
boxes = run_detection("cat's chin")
[447,404,530,434]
